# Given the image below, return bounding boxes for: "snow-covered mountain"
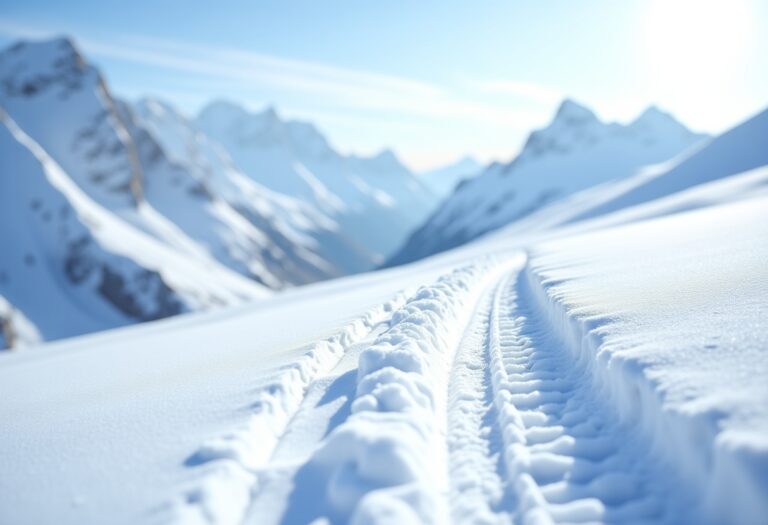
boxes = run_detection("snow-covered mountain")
[568,105,768,223]
[0,104,268,345]
[387,99,707,266]
[420,155,482,198]
[0,36,415,347]
[480,104,768,239]
[197,100,438,259]
[133,98,375,278]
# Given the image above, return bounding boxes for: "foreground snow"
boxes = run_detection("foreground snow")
[1,181,766,524]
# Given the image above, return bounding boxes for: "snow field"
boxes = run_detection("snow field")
[169,290,409,525]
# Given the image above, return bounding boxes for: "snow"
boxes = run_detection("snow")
[197,100,438,259]
[1,35,767,525]
[0,106,268,344]
[2,174,766,523]
[387,99,706,267]
[525,196,768,524]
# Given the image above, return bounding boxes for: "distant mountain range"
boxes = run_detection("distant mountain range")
[386,99,708,266]
[4,35,764,349]
[0,37,437,346]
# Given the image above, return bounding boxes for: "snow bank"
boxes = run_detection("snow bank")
[302,260,504,524]
[169,291,409,525]
[523,196,768,525]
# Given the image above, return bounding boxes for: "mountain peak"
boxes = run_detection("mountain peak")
[259,105,279,120]
[553,98,599,126]
[373,148,399,164]
[631,105,679,128]
[628,105,704,141]
[198,99,247,120]
[0,37,89,98]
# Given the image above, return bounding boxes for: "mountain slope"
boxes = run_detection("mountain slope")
[484,105,768,238]
[387,99,706,266]
[197,100,438,259]
[0,107,268,346]
[567,105,768,223]
[0,37,371,293]
[133,98,375,278]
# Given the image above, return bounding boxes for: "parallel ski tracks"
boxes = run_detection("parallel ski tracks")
[245,258,684,525]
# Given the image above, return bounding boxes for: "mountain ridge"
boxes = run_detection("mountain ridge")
[385,98,708,267]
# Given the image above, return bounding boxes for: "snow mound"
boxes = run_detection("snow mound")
[169,291,410,525]
[300,260,506,523]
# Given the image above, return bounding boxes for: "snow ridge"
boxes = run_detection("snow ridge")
[168,291,410,525]
[486,266,688,524]
[522,255,765,524]
[301,259,507,524]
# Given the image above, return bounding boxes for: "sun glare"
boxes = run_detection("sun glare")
[642,0,752,124]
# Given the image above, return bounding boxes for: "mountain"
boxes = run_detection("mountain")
[133,98,375,278]
[0,36,412,347]
[386,99,707,266]
[566,105,768,223]
[482,104,768,238]
[420,155,482,198]
[0,104,268,346]
[197,100,438,259]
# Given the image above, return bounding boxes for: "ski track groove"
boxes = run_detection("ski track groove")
[485,264,680,525]
[446,276,513,525]
[245,320,392,523]
[169,291,410,525]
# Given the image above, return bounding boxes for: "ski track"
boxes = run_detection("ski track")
[173,255,688,525]
[485,266,682,525]
[245,321,392,524]
[447,277,513,525]
[446,259,686,524]
[167,292,409,525]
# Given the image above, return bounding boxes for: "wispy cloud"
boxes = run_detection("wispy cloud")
[0,21,555,128]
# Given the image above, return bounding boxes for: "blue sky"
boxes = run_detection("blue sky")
[1,0,766,169]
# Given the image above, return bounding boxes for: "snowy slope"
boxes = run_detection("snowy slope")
[483,105,768,239]
[387,100,706,266]
[133,98,375,280]
[0,107,268,347]
[522,197,768,525]
[1,159,766,524]
[0,37,371,292]
[0,38,301,347]
[420,155,482,199]
[197,101,438,259]
[567,105,768,223]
